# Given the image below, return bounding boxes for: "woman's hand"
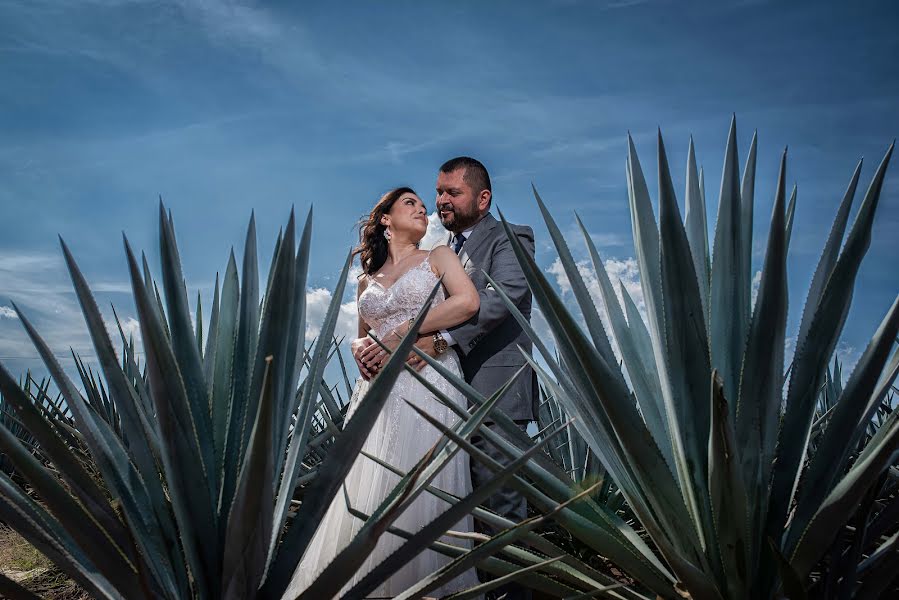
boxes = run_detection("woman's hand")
[351,336,378,380]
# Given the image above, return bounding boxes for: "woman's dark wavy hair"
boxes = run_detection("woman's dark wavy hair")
[353,187,417,276]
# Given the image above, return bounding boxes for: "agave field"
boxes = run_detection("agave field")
[0,118,897,599]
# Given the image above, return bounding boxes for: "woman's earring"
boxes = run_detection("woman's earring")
[383,227,391,242]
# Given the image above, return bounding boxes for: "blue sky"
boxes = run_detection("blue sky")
[0,0,897,386]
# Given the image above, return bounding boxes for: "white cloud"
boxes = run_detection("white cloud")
[0,306,17,320]
[303,287,357,346]
[545,255,645,360]
[751,269,762,309]
[419,212,449,251]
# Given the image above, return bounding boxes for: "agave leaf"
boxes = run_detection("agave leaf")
[0,414,141,591]
[708,370,749,599]
[496,212,707,561]
[0,572,42,600]
[626,133,664,337]
[204,273,221,387]
[709,115,747,418]
[125,236,218,597]
[796,160,863,353]
[60,241,164,479]
[157,204,216,501]
[576,215,671,469]
[221,356,276,599]
[0,360,129,556]
[358,450,626,594]
[272,209,313,484]
[266,248,352,577]
[0,473,124,600]
[657,130,714,551]
[196,290,204,357]
[261,282,439,597]
[739,131,758,334]
[787,296,899,556]
[685,137,710,322]
[734,149,788,584]
[244,210,295,497]
[444,557,568,600]
[12,301,186,598]
[532,185,620,371]
[222,212,260,515]
[212,253,239,485]
[769,143,894,544]
[784,185,798,253]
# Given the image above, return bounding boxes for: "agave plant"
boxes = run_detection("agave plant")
[485,118,898,598]
[0,205,526,600]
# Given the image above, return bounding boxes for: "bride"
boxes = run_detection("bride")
[284,187,482,598]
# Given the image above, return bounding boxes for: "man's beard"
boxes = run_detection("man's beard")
[439,204,480,233]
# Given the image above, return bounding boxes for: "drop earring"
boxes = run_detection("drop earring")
[383,226,392,242]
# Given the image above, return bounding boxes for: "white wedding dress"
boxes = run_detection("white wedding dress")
[284,253,480,599]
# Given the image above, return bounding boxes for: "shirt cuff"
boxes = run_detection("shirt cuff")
[440,330,457,347]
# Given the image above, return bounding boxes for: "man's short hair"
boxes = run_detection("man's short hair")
[439,156,492,197]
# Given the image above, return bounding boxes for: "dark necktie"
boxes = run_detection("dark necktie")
[453,233,466,254]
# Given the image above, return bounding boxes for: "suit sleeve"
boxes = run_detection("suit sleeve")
[447,225,535,355]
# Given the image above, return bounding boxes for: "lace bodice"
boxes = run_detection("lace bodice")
[358,254,444,338]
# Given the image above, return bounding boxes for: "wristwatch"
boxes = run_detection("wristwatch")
[433,332,449,355]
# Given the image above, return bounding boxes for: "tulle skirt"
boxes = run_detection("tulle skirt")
[283,352,480,599]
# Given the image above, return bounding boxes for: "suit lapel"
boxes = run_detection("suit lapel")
[457,213,497,266]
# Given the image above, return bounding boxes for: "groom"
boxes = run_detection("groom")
[416,156,537,600]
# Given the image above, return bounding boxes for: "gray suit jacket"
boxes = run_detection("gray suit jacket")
[446,213,537,422]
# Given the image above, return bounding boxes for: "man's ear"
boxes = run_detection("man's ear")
[478,189,492,213]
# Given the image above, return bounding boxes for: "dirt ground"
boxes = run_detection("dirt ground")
[0,526,90,599]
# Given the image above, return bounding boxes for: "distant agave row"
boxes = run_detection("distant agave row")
[488,118,898,598]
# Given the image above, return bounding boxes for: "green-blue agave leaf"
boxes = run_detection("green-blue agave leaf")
[11,300,185,598]
[795,160,863,352]
[709,115,747,416]
[657,130,713,550]
[626,133,664,338]
[59,240,166,492]
[784,185,798,253]
[685,137,711,322]
[261,283,438,598]
[245,209,296,491]
[125,236,219,598]
[0,572,42,600]
[212,252,239,482]
[576,215,671,470]
[222,212,261,515]
[221,356,276,599]
[739,131,758,337]
[0,473,124,600]
[734,149,788,583]
[341,415,567,600]
[769,539,807,600]
[854,531,899,599]
[0,416,141,591]
[267,248,352,576]
[273,208,313,483]
[769,142,894,542]
[196,290,203,357]
[532,185,620,371]
[441,557,570,600]
[708,370,749,599]
[241,209,296,494]
[157,203,215,499]
[204,273,221,386]
[619,280,657,387]
[358,450,627,597]
[0,360,129,555]
[787,295,899,555]
[496,212,705,563]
